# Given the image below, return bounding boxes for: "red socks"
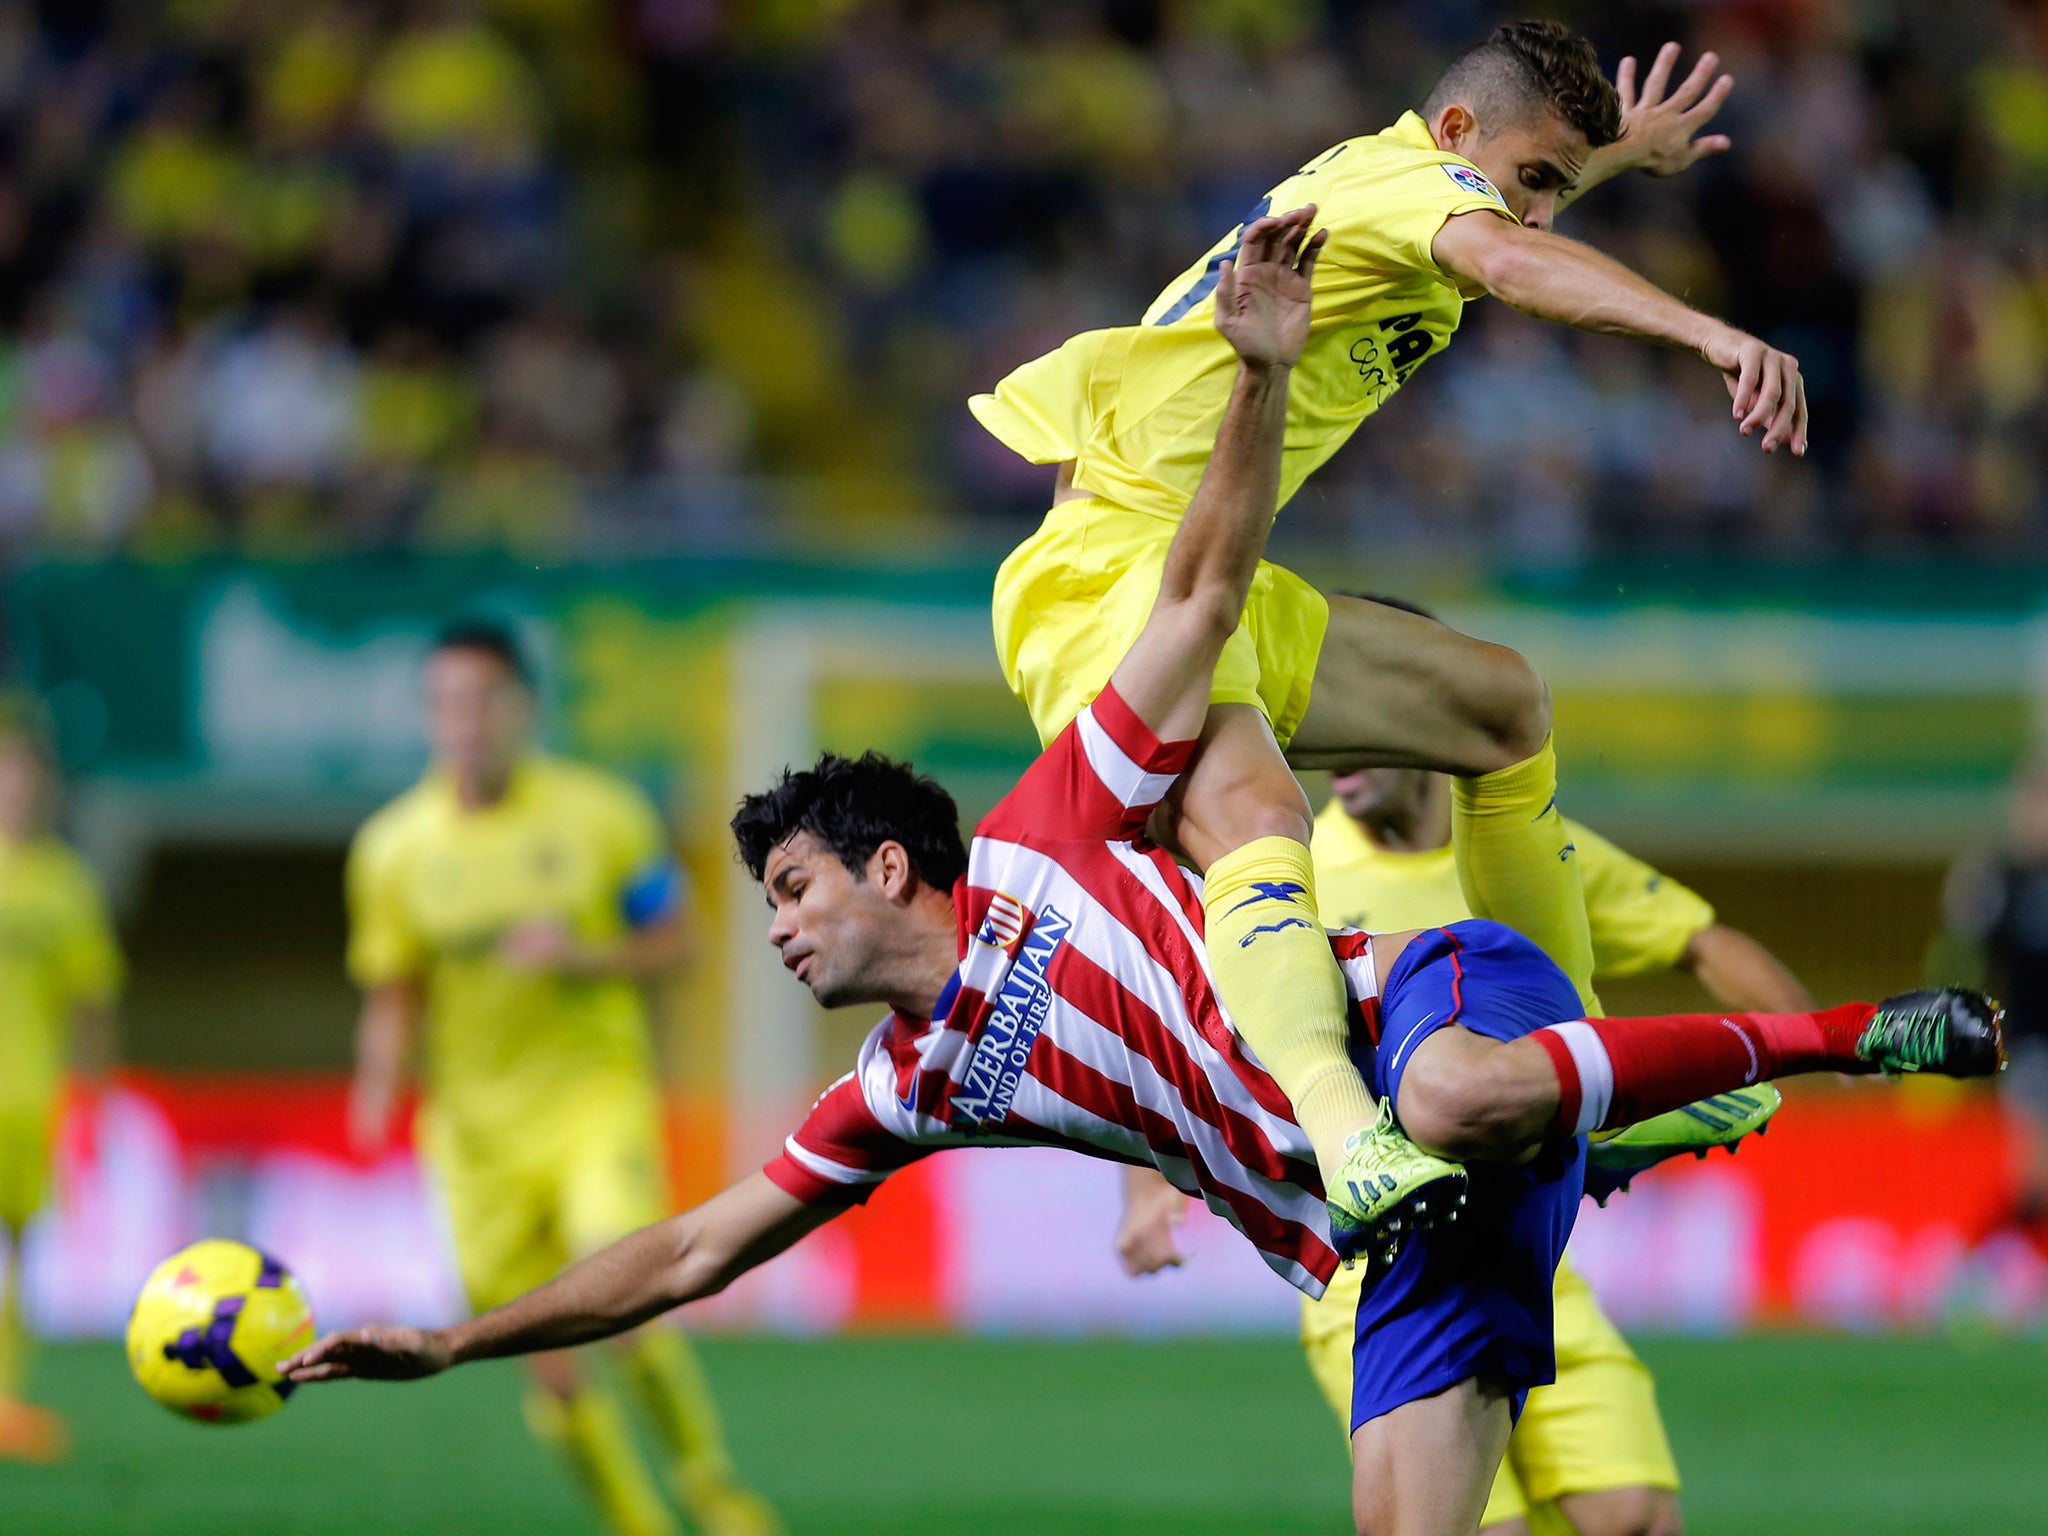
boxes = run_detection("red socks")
[1533,1004,1878,1136]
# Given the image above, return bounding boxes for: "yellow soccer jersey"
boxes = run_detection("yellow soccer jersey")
[1312,799,1716,976]
[0,836,120,1115]
[347,757,679,1140]
[969,112,1515,523]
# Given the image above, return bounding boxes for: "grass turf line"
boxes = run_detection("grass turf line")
[0,1333,2042,1534]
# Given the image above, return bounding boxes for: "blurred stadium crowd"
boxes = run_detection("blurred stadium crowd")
[0,0,2045,562]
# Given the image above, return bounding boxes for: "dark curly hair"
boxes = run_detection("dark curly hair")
[732,751,967,892]
[1423,20,1621,149]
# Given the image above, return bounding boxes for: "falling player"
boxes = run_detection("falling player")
[973,23,1805,1253]
[1116,694,1815,1536]
[290,212,1996,1536]
[344,625,777,1536]
[0,695,119,1462]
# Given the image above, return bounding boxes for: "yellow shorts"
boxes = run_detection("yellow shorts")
[992,497,1330,748]
[420,1078,669,1314]
[1301,1254,1679,1529]
[0,1105,55,1230]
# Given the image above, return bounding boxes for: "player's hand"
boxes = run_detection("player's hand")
[1614,42,1734,177]
[498,917,585,974]
[1114,1176,1192,1277]
[1703,326,1807,456]
[1213,205,1327,371]
[283,1325,453,1384]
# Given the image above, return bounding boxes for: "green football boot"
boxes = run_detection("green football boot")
[1326,1100,1468,1267]
[1583,1084,1781,1207]
[1856,988,2007,1078]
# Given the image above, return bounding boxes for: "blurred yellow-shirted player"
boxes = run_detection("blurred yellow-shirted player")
[0,697,118,1462]
[346,624,777,1536]
[1305,757,1811,1536]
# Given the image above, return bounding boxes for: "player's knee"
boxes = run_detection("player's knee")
[1183,773,1315,865]
[1463,642,1551,770]
[1560,1487,1684,1536]
[1354,1491,1492,1536]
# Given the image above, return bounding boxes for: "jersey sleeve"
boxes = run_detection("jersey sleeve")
[605,779,690,931]
[346,816,424,988]
[968,329,1115,465]
[1573,819,1717,979]
[975,683,1197,847]
[55,859,122,1007]
[763,1070,934,1206]
[1320,153,1514,291]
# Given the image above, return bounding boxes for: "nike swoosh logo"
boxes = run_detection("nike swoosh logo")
[1717,1018,1760,1083]
[1388,1013,1437,1078]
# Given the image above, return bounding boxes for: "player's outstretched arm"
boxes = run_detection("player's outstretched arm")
[1107,207,1326,740]
[283,1174,834,1383]
[1432,213,1808,456]
[347,981,420,1157]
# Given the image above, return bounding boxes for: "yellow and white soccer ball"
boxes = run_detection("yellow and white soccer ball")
[126,1239,316,1424]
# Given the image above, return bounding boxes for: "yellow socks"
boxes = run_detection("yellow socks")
[526,1385,676,1536]
[1203,835,1374,1176]
[623,1327,732,1482]
[625,1329,781,1536]
[0,1242,25,1401]
[1450,737,1600,1015]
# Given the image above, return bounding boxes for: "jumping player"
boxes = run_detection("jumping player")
[1117,723,1817,1536]
[290,214,1998,1536]
[0,696,118,1463]
[972,23,1806,1251]
[344,625,777,1536]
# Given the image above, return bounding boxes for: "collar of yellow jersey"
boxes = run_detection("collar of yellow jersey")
[1386,111,1439,152]
[426,756,539,814]
[1314,796,1453,867]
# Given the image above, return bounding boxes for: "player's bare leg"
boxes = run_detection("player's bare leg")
[1390,987,2006,1167]
[1351,1375,1515,1536]
[1552,1487,1685,1536]
[1157,704,1464,1256]
[1287,596,1549,775]
[1292,596,1599,1014]
[1476,1488,1685,1536]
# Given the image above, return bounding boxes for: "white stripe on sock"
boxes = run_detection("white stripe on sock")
[1549,1020,1613,1135]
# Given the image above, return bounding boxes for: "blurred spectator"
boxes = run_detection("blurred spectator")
[0,1,2044,561]
[200,305,360,494]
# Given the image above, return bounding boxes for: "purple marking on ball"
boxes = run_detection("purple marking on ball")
[161,1294,259,1388]
[256,1253,287,1290]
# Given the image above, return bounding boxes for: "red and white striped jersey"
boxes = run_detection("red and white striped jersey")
[763,684,1383,1297]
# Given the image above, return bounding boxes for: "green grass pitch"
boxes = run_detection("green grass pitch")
[1,1333,2043,1534]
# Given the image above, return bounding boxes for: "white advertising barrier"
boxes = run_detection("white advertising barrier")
[11,1087,2043,1338]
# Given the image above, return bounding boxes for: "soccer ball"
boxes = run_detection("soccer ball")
[126,1239,316,1424]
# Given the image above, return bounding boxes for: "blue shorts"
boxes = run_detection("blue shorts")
[1347,919,1586,1432]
